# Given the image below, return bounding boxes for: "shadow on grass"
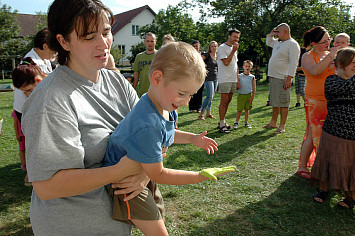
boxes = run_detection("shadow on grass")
[0,163,33,235]
[165,129,275,169]
[185,175,355,235]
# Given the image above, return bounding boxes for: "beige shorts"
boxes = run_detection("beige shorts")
[217,82,237,94]
[107,181,165,224]
[269,77,291,107]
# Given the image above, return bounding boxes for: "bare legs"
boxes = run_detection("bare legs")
[265,107,289,131]
[131,219,168,236]
[298,124,313,172]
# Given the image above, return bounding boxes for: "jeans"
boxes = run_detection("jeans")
[201,80,218,112]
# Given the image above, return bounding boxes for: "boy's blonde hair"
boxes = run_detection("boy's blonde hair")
[334,46,355,69]
[243,60,253,67]
[335,33,350,42]
[149,41,206,85]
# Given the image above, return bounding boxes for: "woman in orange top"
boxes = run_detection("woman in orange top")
[296,26,340,179]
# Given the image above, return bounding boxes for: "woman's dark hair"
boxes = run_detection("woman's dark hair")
[12,57,46,88]
[47,0,114,65]
[334,47,355,69]
[303,26,328,48]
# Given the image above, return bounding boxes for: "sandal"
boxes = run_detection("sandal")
[218,126,231,134]
[313,190,329,204]
[338,197,355,209]
[273,128,285,134]
[262,124,277,129]
[206,114,215,119]
[296,170,311,180]
[198,115,205,120]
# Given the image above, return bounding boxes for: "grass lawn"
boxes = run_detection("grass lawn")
[0,77,354,235]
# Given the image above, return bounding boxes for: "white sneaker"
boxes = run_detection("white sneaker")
[233,121,239,129]
[245,123,252,128]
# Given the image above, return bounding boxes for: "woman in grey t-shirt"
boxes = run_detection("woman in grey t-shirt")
[21,0,147,235]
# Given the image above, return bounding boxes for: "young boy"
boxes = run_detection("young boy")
[233,60,256,129]
[333,33,350,48]
[103,42,235,235]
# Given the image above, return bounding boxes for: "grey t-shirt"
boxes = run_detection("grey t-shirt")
[22,65,138,235]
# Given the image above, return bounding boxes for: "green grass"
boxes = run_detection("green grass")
[1,77,354,235]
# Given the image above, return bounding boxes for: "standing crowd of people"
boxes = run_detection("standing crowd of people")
[6,0,355,234]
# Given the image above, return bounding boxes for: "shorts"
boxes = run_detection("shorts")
[295,74,306,96]
[237,93,252,111]
[217,82,237,94]
[269,77,291,107]
[107,181,165,224]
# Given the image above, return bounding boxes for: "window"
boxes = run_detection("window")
[118,45,125,55]
[132,25,139,36]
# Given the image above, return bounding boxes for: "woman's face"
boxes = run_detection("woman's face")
[210,42,218,53]
[60,14,113,80]
[313,32,331,51]
[339,57,355,79]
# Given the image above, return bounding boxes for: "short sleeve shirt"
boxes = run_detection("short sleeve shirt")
[133,51,156,97]
[21,65,138,235]
[217,43,238,83]
[104,94,177,166]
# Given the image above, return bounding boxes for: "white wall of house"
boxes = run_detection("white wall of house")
[112,9,155,62]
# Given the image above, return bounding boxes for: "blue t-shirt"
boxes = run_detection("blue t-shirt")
[238,73,255,94]
[103,94,177,166]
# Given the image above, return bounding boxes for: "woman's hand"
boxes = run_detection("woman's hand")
[192,131,218,154]
[111,171,150,201]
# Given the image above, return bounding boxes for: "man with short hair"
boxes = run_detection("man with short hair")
[216,29,241,133]
[262,23,300,134]
[133,32,157,97]
[24,27,55,74]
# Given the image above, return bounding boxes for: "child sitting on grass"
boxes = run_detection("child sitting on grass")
[233,60,256,129]
[103,42,235,235]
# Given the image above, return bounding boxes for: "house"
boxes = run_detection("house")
[111,5,156,63]
[16,14,41,38]
[15,5,156,64]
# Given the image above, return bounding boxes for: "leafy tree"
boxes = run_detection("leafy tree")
[0,2,20,42]
[138,4,198,47]
[127,41,145,64]
[193,0,354,63]
[110,44,124,65]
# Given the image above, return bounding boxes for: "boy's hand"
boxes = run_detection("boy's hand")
[199,166,237,181]
[237,82,241,90]
[192,131,218,154]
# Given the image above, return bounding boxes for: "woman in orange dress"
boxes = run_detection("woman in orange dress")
[296,26,340,179]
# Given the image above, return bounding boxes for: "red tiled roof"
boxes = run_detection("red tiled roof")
[112,5,156,35]
[16,14,40,37]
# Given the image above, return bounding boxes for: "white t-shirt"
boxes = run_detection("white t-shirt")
[266,36,300,79]
[24,48,53,74]
[13,88,27,113]
[217,43,238,83]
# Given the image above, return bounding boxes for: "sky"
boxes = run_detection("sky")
[1,0,185,16]
[1,0,354,20]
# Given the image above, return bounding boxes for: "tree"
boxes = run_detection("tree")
[0,2,20,42]
[194,0,354,63]
[138,4,198,47]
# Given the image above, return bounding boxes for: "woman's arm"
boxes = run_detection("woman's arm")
[32,156,142,200]
[301,47,339,76]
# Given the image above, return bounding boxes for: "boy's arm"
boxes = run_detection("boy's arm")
[142,161,208,185]
[174,129,218,154]
[142,162,236,185]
